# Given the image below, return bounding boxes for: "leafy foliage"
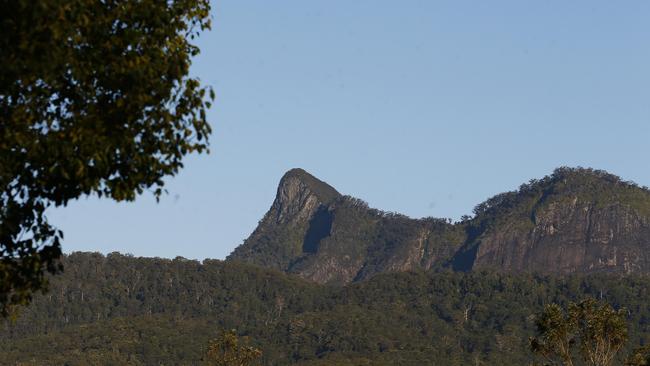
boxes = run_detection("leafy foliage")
[628,346,650,366]
[530,298,628,366]
[471,167,650,229]
[1,252,650,364]
[0,0,213,315]
[530,303,578,365]
[205,329,263,366]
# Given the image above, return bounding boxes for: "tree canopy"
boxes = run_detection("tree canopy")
[2,253,650,365]
[530,298,630,366]
[205,329,263,366]
[0,0,213,315]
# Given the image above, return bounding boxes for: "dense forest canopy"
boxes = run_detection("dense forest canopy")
[2,252,649,365]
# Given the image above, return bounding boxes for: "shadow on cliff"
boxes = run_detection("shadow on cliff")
[450,223,484,271]
[302,206,333,254]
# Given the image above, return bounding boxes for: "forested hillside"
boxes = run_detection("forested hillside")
[2,252,649,365]
[4,167,650,364]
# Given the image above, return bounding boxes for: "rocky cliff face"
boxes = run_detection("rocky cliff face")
[227,168,341,271]
[229,167,650,284]
[461,169,650,275]
[228,169,464,284]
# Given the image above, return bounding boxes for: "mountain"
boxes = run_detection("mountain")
[229,167,650,284]
[4,169,650,365]
[228,168,465,284]
[227,168,343,271]
[454,167,650,274]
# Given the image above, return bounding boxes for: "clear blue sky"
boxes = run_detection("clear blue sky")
[50,1,650,260]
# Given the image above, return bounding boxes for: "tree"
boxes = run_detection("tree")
[0,0,213,316]
[530,303,577,366]
[204,329,263,366]
[530,298,628,366]
[627,346,650,366]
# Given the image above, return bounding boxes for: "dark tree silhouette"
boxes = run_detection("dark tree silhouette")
[0,0,213,315]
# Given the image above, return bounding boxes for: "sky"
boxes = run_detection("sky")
[49,0,650,260]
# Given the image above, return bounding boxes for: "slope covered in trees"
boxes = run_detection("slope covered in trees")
[2,252,649,365]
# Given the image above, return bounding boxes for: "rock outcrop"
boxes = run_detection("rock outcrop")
[229,167,650,284]
[227,168,341,271]
[455,168,650,275]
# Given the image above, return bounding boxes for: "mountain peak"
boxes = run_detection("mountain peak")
[278,168,341,206]
[227,169,341,271]
[281,167,311,179]
[549,166,640,188]
[471,167,650,220]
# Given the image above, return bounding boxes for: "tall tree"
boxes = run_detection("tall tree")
[204,329,263,366]
[573,299,628,366]
[530,298,628,366]
[530,303,577,366]
[0,0,213,316]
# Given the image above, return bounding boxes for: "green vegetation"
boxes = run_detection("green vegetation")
[3,164,650,363]
[1,252,649,365]
[0,0,213,315]
[628,346,650,366]
[470,167,650,230]
[530,298,628,366]
[205,329,263,366]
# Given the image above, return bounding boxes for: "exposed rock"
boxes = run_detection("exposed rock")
[228,167,650,284]
[227,168,341,271]
[471,195,650,274]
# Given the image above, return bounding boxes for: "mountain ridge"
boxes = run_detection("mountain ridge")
[228,167,650,284]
